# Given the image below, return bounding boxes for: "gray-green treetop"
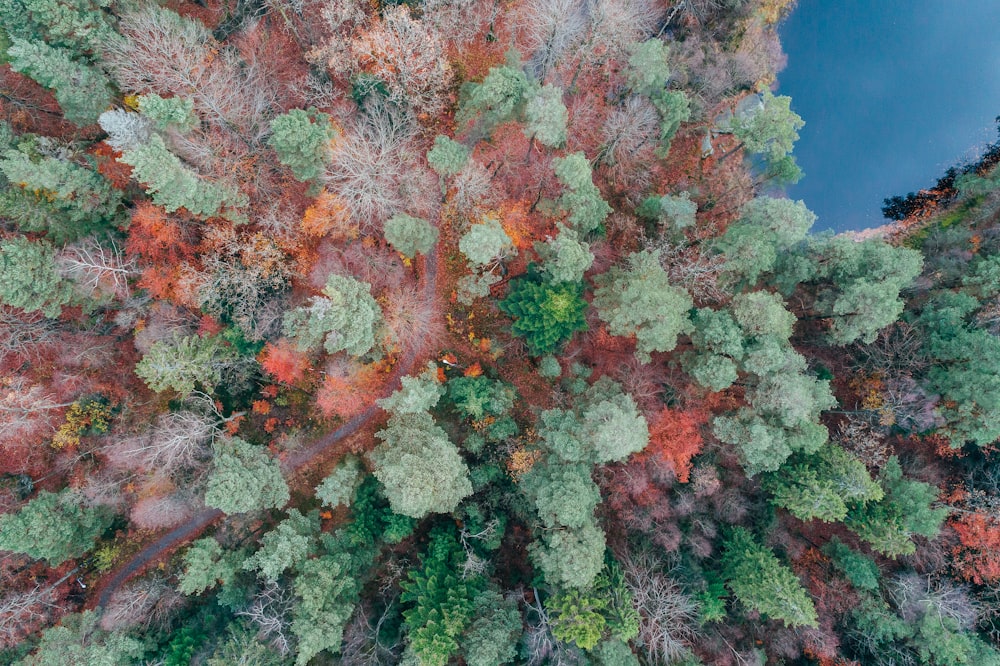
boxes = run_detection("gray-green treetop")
[204,436,290,515]
[282,273,383,357]
[268,108,337,182]
[524,83,568,148]
[0,236,72,317]
[426,135,470,178]
[371,411,472,519]
[732,90,804,163]
[315,455,365,509]
[459,216,515,267]
[593,248,694,362]
[535,224,594,284]
[384,213,438,258]
[0,490,111,565]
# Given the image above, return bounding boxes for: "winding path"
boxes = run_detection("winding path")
[94,248,439,609]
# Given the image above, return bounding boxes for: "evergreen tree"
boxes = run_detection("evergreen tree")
[138,94,199,132]
[459,216,515,267]
[521,460,600,529]
[119,135,245,218]
[461,591,522,666]
[268,108,337,182]
[135,333,243,395]
[315,455,364,508]
[524,83,568,148]
[371,412,472,519]
[401,527,482,666]
[378,364,445,414]
[715,196,815,286]
[20,611,145,666]
[0,490,111,565]
[177,537,243,595]
[426,135,470,178]
[732,90,804,166]
[291,553,359,665]
[6,38,111,124]
[552,152,612,234]
[0,0,114,56]
[242,509,319,581]
[461,65,529,128]
[846,457,947,557]
[499,267,588,355]
[530,521,607,590]
[384,213,438,258]
[535,224,594,284]
[593,249,694,362]
[0,147,122,242]
[282,274,383,357]
[764,445,883,522]
[204,437,290,515]
[721,527,818,628]
[0,236,72,316]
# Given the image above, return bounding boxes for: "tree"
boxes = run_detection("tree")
[243,510,319,582]
[378,363,444,414]
[282,274,383,357]
[538,377,649,465]
[682,308,744,391]
[638,192,697,230]
[459,216,515,267]
[764,445,883,523]
[0,237,72,317]
[137,94,198,131]
[499,267,588,355]
[731,90,804,164]
[315,455,364,509]
[384,213,438,258]
[20,611,146,666]
[592,640,640,666]
[119,135,245,218]
[721,527,818,628]
[460,65,529,129]
[204,437,290,515]
[552,152,612,234]
[400,527,482,666]
[177,538,243,596]
[0,0,115,56]
[521,460,600,529]
[715,196,815,286]
[808,236,923,344]
[530,521,607,590]
[268,108,337,182]
[461,591,522,666]
[291,553,359,666]
[446,375,515,421]
[6,38,111,125]
[371,412,472,519]
[916,292,1000,447]
[0,490,111,565]
[535,225,594,284]
[846,457,947,557]
[823,538,880,591]
[593,249,694,362]
[134,333,243,395]
[525,83,568,148]
[626,39,671,98]
[0,148,122,243]
[426,135,469,178]
[545,587,607,650]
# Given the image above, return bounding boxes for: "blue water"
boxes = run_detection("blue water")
[777,0,1000,232]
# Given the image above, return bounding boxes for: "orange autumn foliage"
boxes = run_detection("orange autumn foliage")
[126,201,197,266]
[302,190,354,240]
[315,365,378,421]
[259,339,310,385]
[641,407,705,483]
[951,513,1000,585]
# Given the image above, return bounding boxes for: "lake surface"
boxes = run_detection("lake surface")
[776,0,1000,232]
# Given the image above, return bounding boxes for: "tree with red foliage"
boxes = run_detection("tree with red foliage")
[259,339,311,386]
[639,407,706,483]
[951,512,1000,585]
[314,361,377,421]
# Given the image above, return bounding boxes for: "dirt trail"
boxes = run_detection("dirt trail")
[93,250,438,609]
